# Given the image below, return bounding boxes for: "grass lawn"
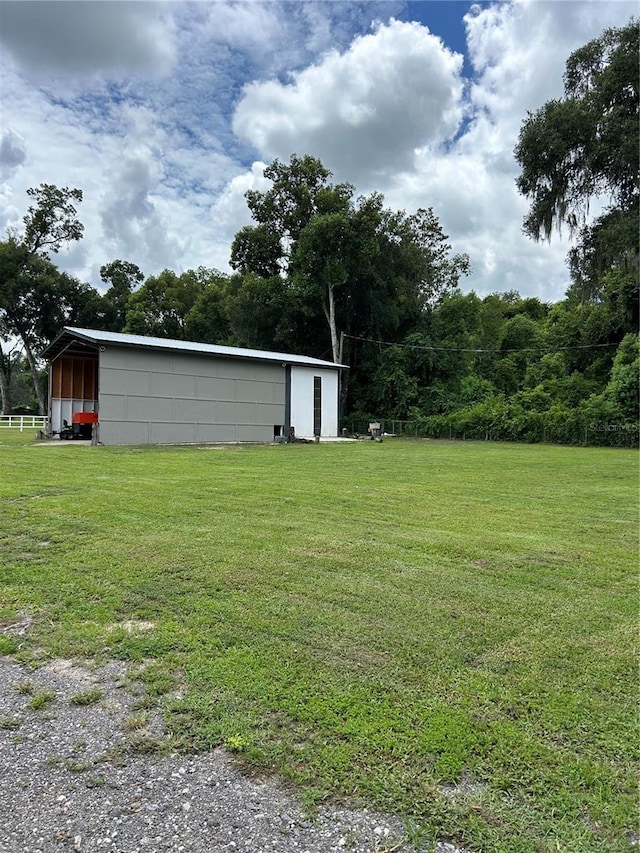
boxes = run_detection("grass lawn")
[0,430,637,852]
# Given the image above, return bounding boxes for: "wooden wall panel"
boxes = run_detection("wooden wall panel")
[52,356,98,400]
[85,361,97,399]
[52,360,62,398]
[72,359,84,399]
[60,358,73,398]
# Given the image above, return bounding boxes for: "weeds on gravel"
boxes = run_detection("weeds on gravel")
[130,695,157,711]
[69,687,103,706]
[28,690,55,710]
[127,733,173,755]
[101,745,127,767]
[64,759,93,773]
[0,716,22,730]
[123,712,148,730]
[1,434,637,852]
[13,681,33,695]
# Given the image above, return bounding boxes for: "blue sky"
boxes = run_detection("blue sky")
[409,1,480,61]
[0,1,635,304]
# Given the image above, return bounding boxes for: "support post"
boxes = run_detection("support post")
[284,364,292,441]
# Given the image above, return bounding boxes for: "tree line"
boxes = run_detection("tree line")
[1,20,637,446]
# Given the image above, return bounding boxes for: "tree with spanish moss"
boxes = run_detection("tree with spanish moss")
[515,19,638,249]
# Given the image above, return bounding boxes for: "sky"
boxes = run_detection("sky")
[0,0,635,304]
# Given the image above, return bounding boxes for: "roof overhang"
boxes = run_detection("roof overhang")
[42,329,101,361]
[42,327,349,371]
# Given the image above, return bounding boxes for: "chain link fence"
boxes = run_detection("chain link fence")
[342,415,639,448]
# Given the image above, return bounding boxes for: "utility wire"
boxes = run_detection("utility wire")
[344,333,620,355]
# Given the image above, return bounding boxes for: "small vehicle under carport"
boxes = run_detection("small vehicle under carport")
[59,411,98,440]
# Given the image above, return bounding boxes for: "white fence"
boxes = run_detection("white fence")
[0,415,48,431]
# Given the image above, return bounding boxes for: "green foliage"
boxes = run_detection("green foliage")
[370,346,419,419]
[511,19,639,449]
[223,273,292,351]
[230,224,282,278]
[512,20,638,447]
[0,351,37,414]
[124,267,226,340]
[604,333,639,421]
[184,273,234,345]
[0,635,18,655]
[358,21,639,443]
[416,396,637,448]
[245,154,349,250]
[99,260,144,332]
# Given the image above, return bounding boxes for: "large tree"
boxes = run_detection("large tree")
[292,209,353,362]
[231,155,354,358]
[515,19,638,246]
[514,19,638,404]
[0,184,84,413]
[0,240,97,414]
[232,154,469,365]
[241,154,353,262]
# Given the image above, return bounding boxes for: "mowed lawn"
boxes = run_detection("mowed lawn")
[0,431,637,852]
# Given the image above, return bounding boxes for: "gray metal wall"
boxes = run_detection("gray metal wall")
[98,346,285,445]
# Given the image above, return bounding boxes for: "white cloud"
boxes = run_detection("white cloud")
[464,0,619,134]
[0,1,175,78]
[0,129,27,180]
[233,18,464,183]
[201,2,284,52]
[209,161,271,242]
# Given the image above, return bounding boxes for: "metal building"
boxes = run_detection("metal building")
[42,328,347,445]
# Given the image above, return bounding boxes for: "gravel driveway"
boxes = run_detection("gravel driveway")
[0,654,467,853]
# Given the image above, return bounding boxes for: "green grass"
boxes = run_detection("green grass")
[0,430,637,852]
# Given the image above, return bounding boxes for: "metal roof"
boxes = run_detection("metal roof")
[42,327,347,370]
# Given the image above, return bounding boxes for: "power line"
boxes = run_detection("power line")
[344,333,620,355]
